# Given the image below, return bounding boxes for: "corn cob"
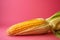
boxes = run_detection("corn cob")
[46,11,60,37]
[7,18,50,35]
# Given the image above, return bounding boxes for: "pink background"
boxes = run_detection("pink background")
[0,0,60,40]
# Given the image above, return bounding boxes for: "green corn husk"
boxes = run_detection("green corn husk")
[46,11,60,38]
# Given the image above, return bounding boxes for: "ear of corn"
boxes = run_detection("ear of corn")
[46,11,60,38]
[7,18,50,35]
